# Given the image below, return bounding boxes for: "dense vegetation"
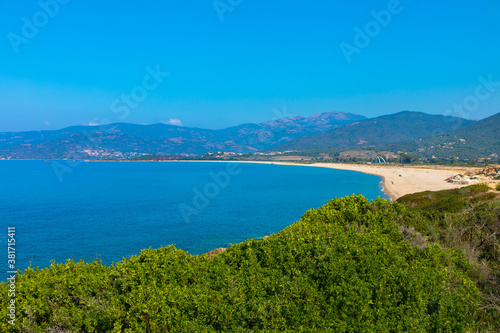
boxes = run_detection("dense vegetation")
[1,186,499,332]
[281,147,499,165]
[397,184,500,330]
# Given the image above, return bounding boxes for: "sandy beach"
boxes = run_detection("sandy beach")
[303,163,475,201]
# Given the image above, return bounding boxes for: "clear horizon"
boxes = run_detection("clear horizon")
[1,1,500,132]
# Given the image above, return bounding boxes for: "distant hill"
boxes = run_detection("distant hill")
[0,112,365,159]
[378,112,500,159]
[273,111,474,151]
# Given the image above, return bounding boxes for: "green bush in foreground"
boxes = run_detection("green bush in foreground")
[398,186,500,330]
[0,196,482,332]
[496,183,500,191]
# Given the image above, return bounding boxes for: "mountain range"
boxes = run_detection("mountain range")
[1,110,494,161]
[0,112,365,159]
[273,111,475,152]
[373,112,500,160]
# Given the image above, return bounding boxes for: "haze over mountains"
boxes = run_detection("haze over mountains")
[0,112,365,159]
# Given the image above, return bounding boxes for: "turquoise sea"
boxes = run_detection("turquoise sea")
[0,161,387,273]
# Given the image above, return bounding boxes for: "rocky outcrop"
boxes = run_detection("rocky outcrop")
[478,166,500,177]
[203,248,226,259]
[446,174,473,184]
[446,166,500,184]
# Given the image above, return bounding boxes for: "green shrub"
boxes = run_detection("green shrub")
[496,183,500,191]
[0,196,481,332]
[397,186,500,330]
[469,182,491,194]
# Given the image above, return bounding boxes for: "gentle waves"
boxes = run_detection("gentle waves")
[0,161,387,271]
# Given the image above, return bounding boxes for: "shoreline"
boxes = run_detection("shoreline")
[3,159,477,201]
[165,160,472,201]
[173,160,475,201]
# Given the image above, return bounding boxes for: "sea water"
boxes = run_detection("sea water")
[0,161,387,272]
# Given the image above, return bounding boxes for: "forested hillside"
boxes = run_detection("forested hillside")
[377,112,500,160]
[274,111,474,152]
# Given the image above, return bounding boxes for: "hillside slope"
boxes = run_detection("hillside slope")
[380,112,500,159]
[273,111,474,151]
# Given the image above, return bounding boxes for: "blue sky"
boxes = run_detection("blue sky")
[1,0,500,131]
